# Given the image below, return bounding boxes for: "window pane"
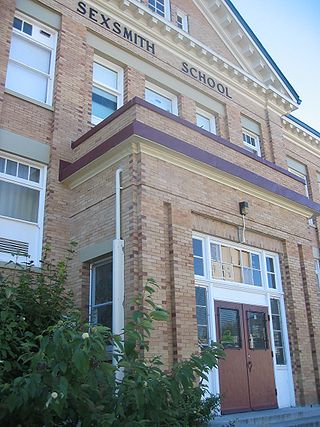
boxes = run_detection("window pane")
[196,287,206,306]
[275,347,285,365]
[23,22,32,36]
[266,257,275,272]
[252,269,262,286]
[242,267,252,285]
[92,304,112,329]
[145,88,172,112]
[13,17,22,30]
[18,163,29,180]
[6,159,17,176]
[10,34,51,74]
[198,325,208,344]
[219,308,241,348]
[197,306,207,325]
[270,298,279,314]
[29,167,40,183]
[268,272,276,289]
[92,86,117,121]
[6,61,48,103]
[93,62,118,89]
[210,243,220,261]
[94,262,113,305]
[272,315,281,331]
[196,114,210,131]
[247,311,268,349]
[194,257,204,276]
[193,238,203,257]
[0,181,39,222]
[251,253,260,269]
[0,157,5,173]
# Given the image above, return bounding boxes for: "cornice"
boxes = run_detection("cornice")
[83,0,298,112]
[282,118,320,157]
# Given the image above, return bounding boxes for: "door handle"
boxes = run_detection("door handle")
[247,360,253,372]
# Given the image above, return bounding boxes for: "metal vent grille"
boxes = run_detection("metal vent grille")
[0,238,29,256]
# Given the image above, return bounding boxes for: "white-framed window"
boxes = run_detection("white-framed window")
[5,13,57,105]
[145,82,178,115]
[0,153,46,266]
[287,158,314,225]
[196,108,217,134]
[270,298,286,365]
[176,10,188,32]
[242,129,261,156]
[91,56,123,125]
[192,235,282,291]
[90,256,113,329]
[148,0,170,19]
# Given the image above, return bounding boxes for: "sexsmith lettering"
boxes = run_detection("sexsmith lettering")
[181,62,232,99]
[113,21,121,34]
[76,2,156,55]
[100,14,111,29]
[77,1,86,15]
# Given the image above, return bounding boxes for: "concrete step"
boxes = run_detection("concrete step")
[207,406,320,427]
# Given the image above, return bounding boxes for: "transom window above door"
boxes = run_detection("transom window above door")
[192,236,281,290]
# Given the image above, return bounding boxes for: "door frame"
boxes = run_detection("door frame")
[193,234,296,411]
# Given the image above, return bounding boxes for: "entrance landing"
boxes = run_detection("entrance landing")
[207,405,320,427]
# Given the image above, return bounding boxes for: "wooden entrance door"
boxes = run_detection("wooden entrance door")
[215,300,277,414]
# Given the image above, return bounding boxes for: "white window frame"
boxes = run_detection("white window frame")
[5,12,57,106]
[0,153,46,266]
[145,82,178,115]
[242,129,261,156]
[176,9,188,32]
[196,108,217,134]
[148,0,170,19]
[315,258,320,290]
[91,56,124,125]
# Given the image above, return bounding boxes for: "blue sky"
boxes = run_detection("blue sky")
[231,0,320,131]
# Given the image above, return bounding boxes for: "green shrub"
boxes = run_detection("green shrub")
[0,256,223,426]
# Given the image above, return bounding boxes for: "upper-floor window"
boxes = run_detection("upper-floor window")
[92,57,123,125]
[315,258,320,290]
[240,115,261,157]
[242,130,261,156]
[5,13,57,105]
[176,10,188,32]
[196,108,217,134]
[148,0,170,19]
[287,157,309,197]
[145,82,178,115]
[0,154,46,266]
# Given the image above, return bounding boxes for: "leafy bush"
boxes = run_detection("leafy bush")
[0,256,223,426]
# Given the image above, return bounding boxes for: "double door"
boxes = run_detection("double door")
[215,301,277,414]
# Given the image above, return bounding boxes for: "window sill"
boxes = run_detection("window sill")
[4,88,54,112]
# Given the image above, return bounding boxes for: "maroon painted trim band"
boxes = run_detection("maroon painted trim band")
[60,120,320,213]
[71,97,303,184]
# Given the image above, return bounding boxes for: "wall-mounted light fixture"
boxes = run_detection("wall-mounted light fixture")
[239,201,249,243]
[239,201,249,216]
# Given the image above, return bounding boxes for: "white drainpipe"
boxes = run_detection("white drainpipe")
[112,168,124,339]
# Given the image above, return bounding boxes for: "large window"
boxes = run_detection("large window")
[90,257,113,329]
[148,0,170,19]
[92,57,123,125]
[0,154,45,265]
[145,82,178,115]
[196,108,217,134]
[192,236,281,290]
[5,13,57,105]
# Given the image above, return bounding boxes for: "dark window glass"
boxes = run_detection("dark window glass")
[18,163,29,180]
[0,157,5,173]
[6,159,17,176]
[219,308,241,349]
[266,257,275,272]
[92,304,112,329]
[251,253,260,269]
[194,257,204,276]
[91,259,113,330]
[13,17,22,30]
[270,298,279,314]
[23,21,32,35]
[29,167,40,183]
[268,273,276,289]
[247,311,268,349]
[193,238,203,257]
